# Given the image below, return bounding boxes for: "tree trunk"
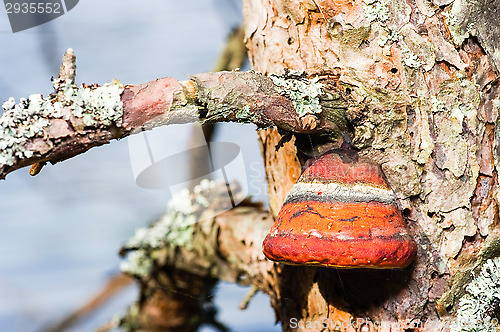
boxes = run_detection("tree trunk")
[243,0,500,330]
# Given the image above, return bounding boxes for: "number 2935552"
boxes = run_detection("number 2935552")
[5,2,62,14]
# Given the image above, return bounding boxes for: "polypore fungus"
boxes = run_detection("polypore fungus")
[262,150,416,269]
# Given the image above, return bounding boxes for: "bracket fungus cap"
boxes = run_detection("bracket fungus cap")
[262,151,417,269]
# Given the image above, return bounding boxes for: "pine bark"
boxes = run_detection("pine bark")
[243,0,500,330]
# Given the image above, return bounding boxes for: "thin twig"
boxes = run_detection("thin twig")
[43,274,134,332]
[239,284,259,310]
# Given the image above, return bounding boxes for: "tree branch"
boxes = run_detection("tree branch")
[117,181,278,330]
[0,50,349,180]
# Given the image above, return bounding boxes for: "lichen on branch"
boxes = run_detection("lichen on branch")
[1,77,123,163]
[120,179,245,279]
[269,70,324,116]
[1,95,54,165]
[0,50,351,180]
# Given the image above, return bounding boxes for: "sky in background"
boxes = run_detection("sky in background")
[0,1,277,331]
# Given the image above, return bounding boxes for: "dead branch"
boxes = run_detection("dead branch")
[118,181,277,331]
[0,49,349,180]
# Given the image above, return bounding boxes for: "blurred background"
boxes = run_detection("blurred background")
[0,1,280,331]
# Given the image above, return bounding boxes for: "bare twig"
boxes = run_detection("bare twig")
[239,284,260,310]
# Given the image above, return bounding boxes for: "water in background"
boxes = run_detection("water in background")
[0,1,279,331]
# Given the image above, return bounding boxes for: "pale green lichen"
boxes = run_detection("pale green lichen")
[119,251,153,278]
[444,78,478,126]
[125,188,199,251]
[236,105,252,120]
[269,71,324,116]
[492,98,500,112]
[364,2,389,23]
[378,35,389,47]
[430,89,476,126]
[442,6,469,46]
[62,80,123,127]
[0,95,61,166]
[467,22,476,35]
[120,179,224,277]
[451,103,475,126]
[452,257,500,332]
[402,51,423,69]
[378,29,400,47]
[430,96,445,113]
[443,11,459,27]
[389,30,400,42]
[0,79,123,167]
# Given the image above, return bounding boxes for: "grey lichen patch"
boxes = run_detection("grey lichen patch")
[269,71,324,117]
[442,3,474,47]
[492,97,500,114]
[452,257,500,331]
[430,96,445,113]
[123,179,219,252]
[363,1,389,23]
[442,10,459,30]
[61,80,124,127]
[1,95,62,166]
[400,26,435,71]
[438,234,500,317]
[451,79,481,125]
